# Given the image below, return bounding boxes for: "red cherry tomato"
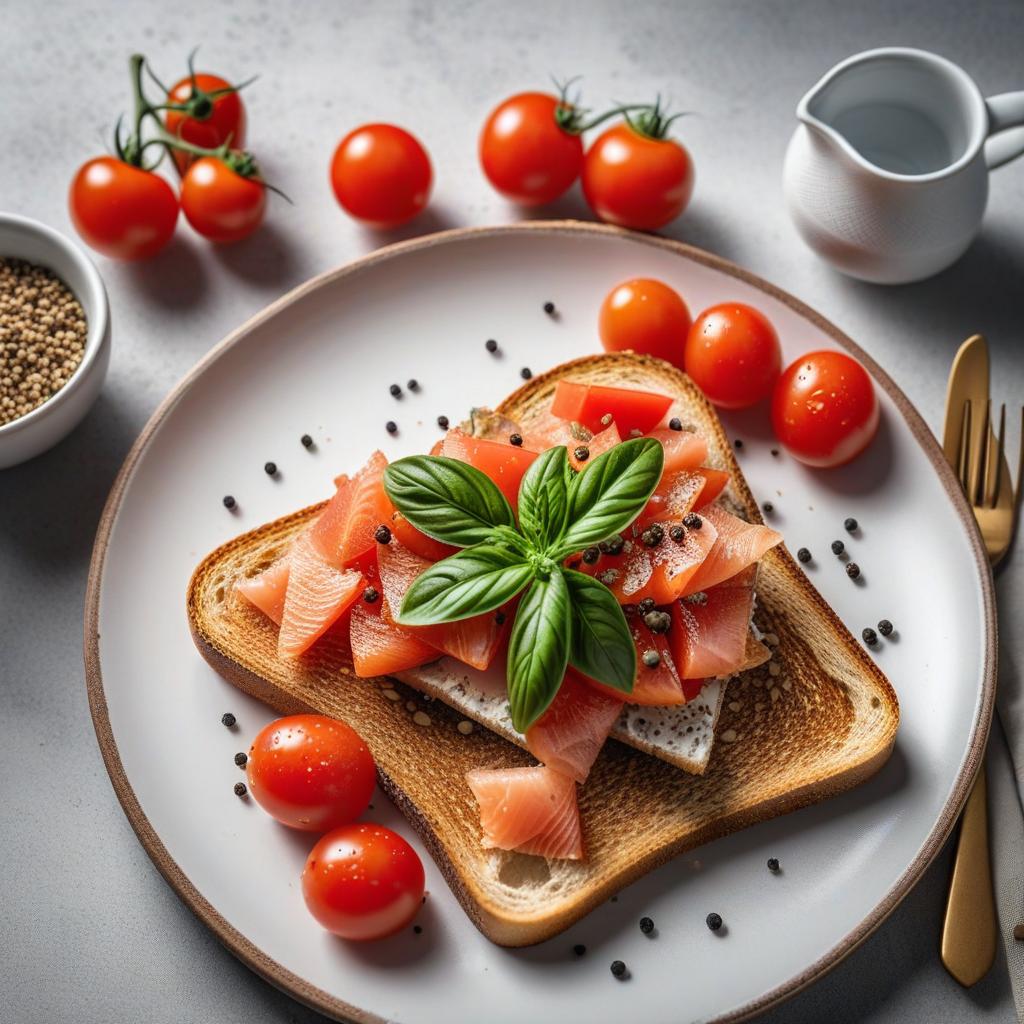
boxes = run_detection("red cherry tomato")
[69,157,179,260]
[180,157,266,243]
[599,278,691,369]
[582,123,694,230]
[479,92,583,205]
[165,73,247,173]
[771,350,879,467]
[684,303,782,409]
[246,714,376,831]
[302,823,425,940]
[330,124,432,228]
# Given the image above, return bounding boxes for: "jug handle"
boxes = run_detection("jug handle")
[985,92,1024,169]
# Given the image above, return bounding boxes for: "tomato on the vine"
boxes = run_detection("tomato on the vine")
[180,156,266,243]
[684,303,782,409]
[771,350,879,467]
[302,823,425,940]
[479,92,583,205]
[69,157,179,260]
[165,72,247,173]
[599,278,691,369]
[582,105,694,230]
[330,124,432,228]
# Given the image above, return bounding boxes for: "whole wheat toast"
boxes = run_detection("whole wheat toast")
[187,353,899,947]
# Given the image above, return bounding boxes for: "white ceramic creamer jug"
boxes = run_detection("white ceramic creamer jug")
[783,47,1024,284]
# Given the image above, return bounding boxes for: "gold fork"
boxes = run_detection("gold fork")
[941,389,1022,986]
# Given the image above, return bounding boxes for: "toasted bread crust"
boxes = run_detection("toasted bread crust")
[187,353,899,947]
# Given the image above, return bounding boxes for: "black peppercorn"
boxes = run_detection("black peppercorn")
[862,627,878,646]
[683,513,703,530]
[222,495,236,510]
[520,367,532,380]
[374,524,392,544]
[831,540,845,555]
[706,912,723,931]
[300,434,314,449]
[669,417,683,431]
[574,445,590,462]
[389,383,402,397]
[642,649,661,668]
[221,713,237,728]
[771,448,780,457]
[437,415,449,429]
[641,524,664,548]
[639,916,655,935]
[509,433,523,446]
[844,517,858,533]
[846,562,861,579]
[495,611,507,626]
[573,943,586,956]
[233,782,247,797]
[385,421,398,435]
[610,960,627,979]
[413,925,423,934]
[644,610,672,634]
[767,857,780,873]
[733,438,743,449]
[669,524,685,542]
[407,379,419,391]
[233,752,247,767]
[606,536,625,555]
[363,586,380,604]
[582,546,600,565]
[543,301,556,315]
[878,619,894,637]
[638,597,656,614]
[264,461,277,476]
[797,547,812,563]
[763,502,774,514]
[485,338,498,353]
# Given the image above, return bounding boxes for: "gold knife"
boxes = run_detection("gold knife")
[939,333,997,987]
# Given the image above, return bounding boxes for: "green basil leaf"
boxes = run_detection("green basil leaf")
[553,438,664,556]
[383,456,515,547]
[396,543,533,626]
[564,570,635,693]
[517,445,571,551]
[507,570,572,733]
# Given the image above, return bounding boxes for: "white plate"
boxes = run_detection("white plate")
[85,223,995,1024]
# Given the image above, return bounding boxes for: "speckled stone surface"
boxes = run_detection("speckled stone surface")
[1,1,1022,1022]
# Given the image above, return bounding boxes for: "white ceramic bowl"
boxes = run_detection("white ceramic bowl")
[0,212,111,469]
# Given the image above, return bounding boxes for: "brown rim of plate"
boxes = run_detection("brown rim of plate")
[82,221,998,1024]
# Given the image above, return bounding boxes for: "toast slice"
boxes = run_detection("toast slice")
[188,353,899,947]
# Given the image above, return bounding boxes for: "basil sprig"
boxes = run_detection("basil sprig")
[383,436,663,732]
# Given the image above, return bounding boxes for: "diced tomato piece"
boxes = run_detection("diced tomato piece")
[584,617,685,706]
[695,468,730,508]
[389,510,458,562]
[311,452,391,569]
[376,539,510,671]
[550,380,673,436]
[525,669,622,782]
[682,505,782,595]
[522,408,590,454]
[682,678,706,702]
[278,533,365,659]
[670,570,756,679]
[439,428,538,508]
[646,427,708,473]
[235,557,290,625]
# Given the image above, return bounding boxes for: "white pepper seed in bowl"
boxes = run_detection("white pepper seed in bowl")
[0,258,88,426]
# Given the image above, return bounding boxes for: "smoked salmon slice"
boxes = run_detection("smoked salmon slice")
[376,539,510,671]
[235,557,290,625]
[585,617,686,705]
[646,427,708,474]
[278,533,364,659]
[641,469,709,525]
[310,451,391,569]
[466,765,584,860]
[694,468,730,508]
[525,670,623,782]
[682,505,782,595]
[439,428,539,509]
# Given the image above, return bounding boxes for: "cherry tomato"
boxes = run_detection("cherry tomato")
[771,350,879,467]
[599,278,691,369]
[246,714,376,831]
[180,157,266,243]
[582,123,694,230]
[165,73,246,173]
[302,823,425,940]
[330,124,432,228]
[684,303,782,409]
[479,92,583,205]
[69,157,179,260]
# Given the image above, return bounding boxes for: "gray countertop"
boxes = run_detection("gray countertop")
[2,1,1023,1021]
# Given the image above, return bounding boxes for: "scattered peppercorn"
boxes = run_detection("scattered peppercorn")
[509,433,523,446]
[413,925,423,934]
[797,547,812,563]
[264,461,277,476]
[767,857,780,873]
[642,649,661,668]
[389,383,402,398]
[771,448,780,457]
[733,438,743,449]
[669,524,685,542]
[221,713,237,728]
[374,524,392,544]
[437,415,449,429]
[233,782,247,797]
[543,301,556,316]
[669,417,683,431]
[234,752,247,767]
[574,445,590,462]
[222,495,236,510]
[862,627,878,646]
[641,524,664,548]
[606,536,625,555]
[639,916,655,935]
[846,562,861,579]
[520,367,532,380]
[644,610,672,634]
[495,611,506,625]
[610,960,627,979]
[844,517,858,533]
[573,944,586,956]
[485,338,498,353]
[763,502,774,514]
[831,540,845,555]
[385,421,398,435]
[407,379,419,391]
[683,513,702,530]
[582,546,600,565]
[363,586,380,604]
[638,597,656,614]
[706,912,723,932]
[878,619,894,637]
[300,433,314,449]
